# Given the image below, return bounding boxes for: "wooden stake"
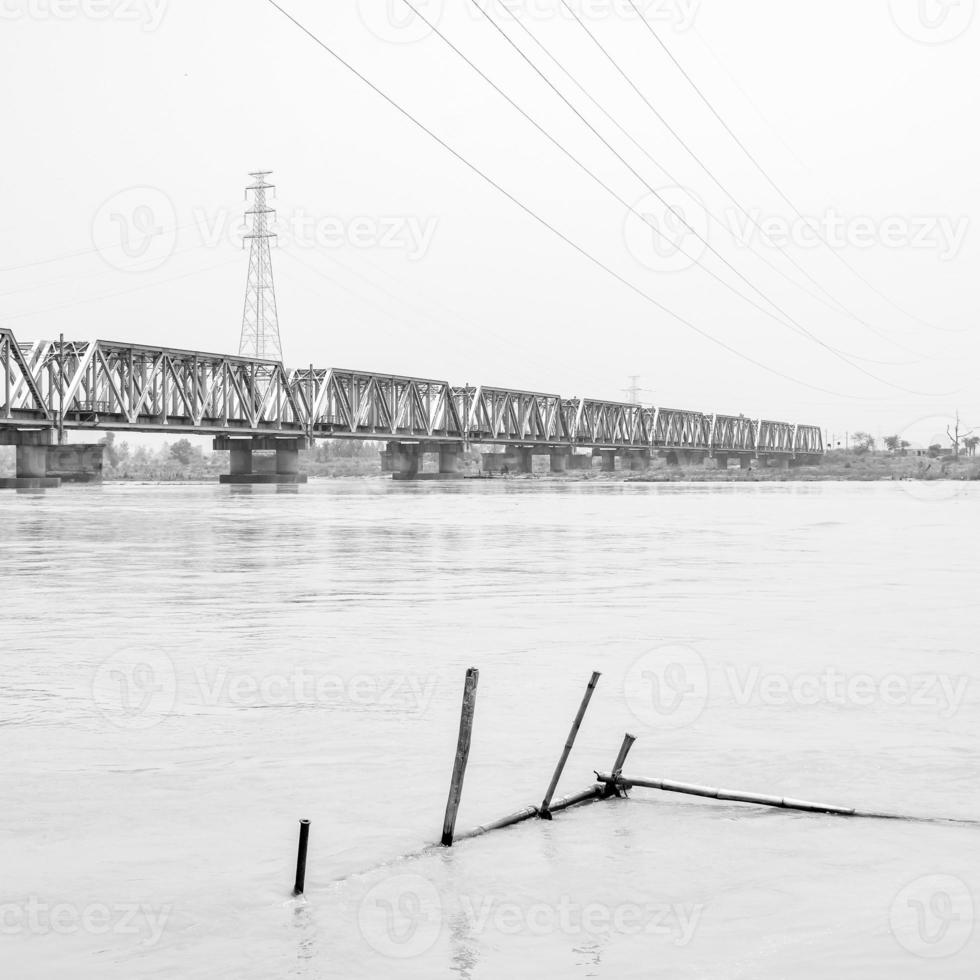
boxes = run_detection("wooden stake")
[441,667,479,846]
[293,819,310,895]
[540,671,601,818]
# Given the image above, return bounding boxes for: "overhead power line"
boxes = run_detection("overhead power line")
[484,0,929,367]
[625,0,964,336]
[261,0,910,400]
[555,0,939,357]
[438,0,945,396]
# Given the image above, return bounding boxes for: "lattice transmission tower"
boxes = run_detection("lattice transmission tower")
[238,170,283,361]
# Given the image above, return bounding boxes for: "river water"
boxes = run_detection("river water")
[2,479,978,978]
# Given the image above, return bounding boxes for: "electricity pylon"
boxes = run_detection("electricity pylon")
[238,171,283,361]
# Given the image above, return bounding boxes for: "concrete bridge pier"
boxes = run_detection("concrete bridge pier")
[215,435,309,484]
[549,448,570,473]
[385,440,464,479]
[501,447,532,474]
[739,455,753,470]
[0,429,103,489]
[438,442,464,475]
[708,453,729,470]
[567,452,592,471]
[593,449,618,472]
[626,449,651,471]
[387,441,420,480]
[764,455,790,470]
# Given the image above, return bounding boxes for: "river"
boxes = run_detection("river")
[2,479,978,978]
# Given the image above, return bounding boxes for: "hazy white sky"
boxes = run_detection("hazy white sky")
[2,0,977,444]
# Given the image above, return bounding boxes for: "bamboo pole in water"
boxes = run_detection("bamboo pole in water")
[594,773,856,815]
[548,784,603,813]
[454,805,539,842]
[603,733,637,797]
[454,784,604,842]
[441,667,480,846]
[540,671,601,818]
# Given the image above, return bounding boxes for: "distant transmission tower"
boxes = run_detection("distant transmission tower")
[239,170,283,361]
[622,375,653,404]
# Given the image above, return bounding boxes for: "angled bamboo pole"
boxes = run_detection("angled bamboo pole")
[455,783,605,843]
[441,667,479,846]
[594,773,856,815]
[602,733,637,798]
[540,671,601,819]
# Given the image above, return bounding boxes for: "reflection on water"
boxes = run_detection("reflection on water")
[1,479,979,979]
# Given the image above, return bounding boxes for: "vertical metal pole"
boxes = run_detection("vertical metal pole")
[58,333,65,444]
[307,364,314,445]
[441,667,479,846]
[540,671,601,818]
[293,819,310,896]
[3,335,11,419]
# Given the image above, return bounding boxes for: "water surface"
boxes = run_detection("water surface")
[2,480,978,978]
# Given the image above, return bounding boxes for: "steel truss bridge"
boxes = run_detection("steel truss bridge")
[0,329,823,457]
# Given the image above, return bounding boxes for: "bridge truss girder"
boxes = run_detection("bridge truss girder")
[0,331,823,456]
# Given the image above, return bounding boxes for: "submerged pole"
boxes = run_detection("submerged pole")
[441,667,480,846]
[540,671,601,818]
[293,819,310,895]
